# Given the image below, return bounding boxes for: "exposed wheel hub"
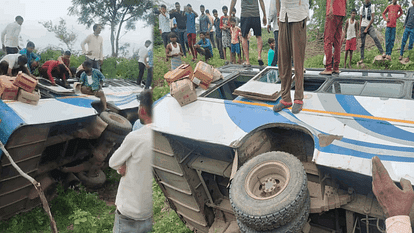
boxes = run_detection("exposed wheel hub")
[245,161,290,200]
[261,177,281,195]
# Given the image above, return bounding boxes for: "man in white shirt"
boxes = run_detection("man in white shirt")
[0,54,31,77]
[359,0,385,63]
[1,16,24,54]
[81,24,104,70]
[372,156,414,233]
[159,5,171,48]
[267,0,279,67]
[137,40,152,87]
[110,90,153,233]
[273,0,309,114]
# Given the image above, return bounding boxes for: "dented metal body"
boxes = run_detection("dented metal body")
[0,79,142,219]
[153,65,414,232]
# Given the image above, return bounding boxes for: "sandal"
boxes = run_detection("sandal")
[273,100,292,112]
[242,63,251,67]
[292,100,303,114]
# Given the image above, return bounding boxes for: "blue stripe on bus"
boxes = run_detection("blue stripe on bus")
[336,95,414,142]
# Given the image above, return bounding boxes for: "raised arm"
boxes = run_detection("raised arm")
[230,0,237,16]
[259,0,267,25]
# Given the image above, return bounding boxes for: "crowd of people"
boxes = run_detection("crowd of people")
[159,1,267,69]
[321,0,414,74]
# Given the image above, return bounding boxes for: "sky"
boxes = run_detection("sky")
[0,0,153,57]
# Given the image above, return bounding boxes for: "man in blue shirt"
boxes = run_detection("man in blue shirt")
[195,32,213,62]
[79,60,108,110]
[186,4,198,61]
[19,41,40,74]
[213,9,225,59]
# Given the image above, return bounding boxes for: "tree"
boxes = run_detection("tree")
[68,0,153,57]
[39,18,77,51]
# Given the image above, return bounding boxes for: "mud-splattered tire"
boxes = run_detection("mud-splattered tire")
[236,192,310,233]
[76,169,106,188]
[100,111,132,136]
[103,130,126,144]
[229,151,308,231]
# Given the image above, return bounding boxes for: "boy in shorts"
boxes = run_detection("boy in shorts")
[343,9,359,68]
[79,60,108,111]
[230,18,242,64]
[230,0,267,66]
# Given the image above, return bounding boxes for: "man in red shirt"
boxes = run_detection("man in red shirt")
[382,0,403,60]
[39,60,69,87]
[320,0,347,75]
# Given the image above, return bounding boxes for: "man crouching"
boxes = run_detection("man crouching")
[79,60,108,111]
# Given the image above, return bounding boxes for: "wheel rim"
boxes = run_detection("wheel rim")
[244,161,290,200]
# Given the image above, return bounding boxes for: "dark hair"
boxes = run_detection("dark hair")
[169,32,177,38]
[212,9,217,14]
[230,17,236,23]
[200,31,206,36]
[232,8,236,12]
[93,24,100,31]
[268,38,275,44]
[64,50,71,56]
[138,90,153,117]
[17,55,28,65]
[175,2,180,5]
[206,9,210,13]
[222,6,228,10]
[26,41,35,48]
[15,16,23,21]
[187,4,192,7]
[145,40,152,46]
[200,5,205,8]
[161,4,166,8]
[83,60,93,68]
[351,9,357,13]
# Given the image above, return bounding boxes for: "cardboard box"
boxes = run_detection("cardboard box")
[212,68,223,82]
[0,79,18,100]
[192,61,214,90]
[170,78,197,107]
[14,71,38,93]
[17,89,40,105]
[164,64,194,84]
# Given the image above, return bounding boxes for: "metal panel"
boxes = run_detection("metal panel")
[0,157,39,179]
[154,168,191,193]
[163,185,199,209]
[176,203,208,227]
[153,151,184,175]
[0,186,31,208]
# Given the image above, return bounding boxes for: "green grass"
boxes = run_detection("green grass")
[0,184,116,233]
